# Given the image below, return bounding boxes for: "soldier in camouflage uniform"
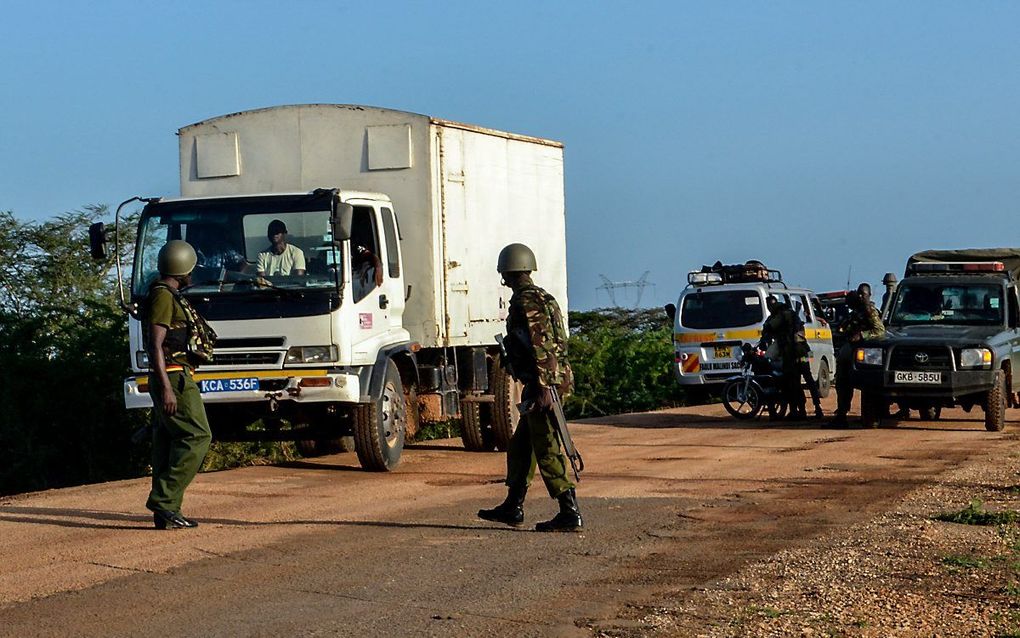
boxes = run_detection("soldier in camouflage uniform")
[759,296,810,419]
[832,289,885,427]
[478,243,582,532]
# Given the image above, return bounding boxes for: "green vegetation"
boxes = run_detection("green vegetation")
[942,554,988,569]
[0,208,151,496]
[564,307,686,418]
[935,499,1020,526]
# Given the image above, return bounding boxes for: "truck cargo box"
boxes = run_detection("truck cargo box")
[177,104,568,348]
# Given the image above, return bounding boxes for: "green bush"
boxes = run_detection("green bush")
[0,209,150,496]
[565,307,686,418]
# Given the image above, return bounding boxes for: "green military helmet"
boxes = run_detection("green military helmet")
[157,240,198,277]
[497,243,538,274]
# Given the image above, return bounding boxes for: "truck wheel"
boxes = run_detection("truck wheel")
[320,436,357,454]
[918,406,942,422]
[460,400,495,451]
[985,370,1007,432]
[296,439,322,457]
[816,359,832,399]
[861,391,883,428]
[353,359,406,471]
[491,365,522,451]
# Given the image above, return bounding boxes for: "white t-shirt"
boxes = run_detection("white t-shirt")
[257,243,306,276]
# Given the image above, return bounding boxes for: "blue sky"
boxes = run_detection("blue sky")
[2,1,1018,310]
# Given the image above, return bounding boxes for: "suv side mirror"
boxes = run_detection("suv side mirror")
[88,222,108,260]
[664,303,676,323]
[331,202,354,241]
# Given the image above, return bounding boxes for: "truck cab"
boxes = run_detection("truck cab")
[852,253,1020,430]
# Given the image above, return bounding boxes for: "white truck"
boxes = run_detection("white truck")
[90,104,568,471]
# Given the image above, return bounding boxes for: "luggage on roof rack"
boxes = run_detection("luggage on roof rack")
[688,260,783,285]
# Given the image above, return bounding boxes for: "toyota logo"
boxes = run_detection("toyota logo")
[914,352,930,364]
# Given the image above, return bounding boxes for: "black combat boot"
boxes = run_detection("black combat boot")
[478,485,527,527]
[535,488,583,532]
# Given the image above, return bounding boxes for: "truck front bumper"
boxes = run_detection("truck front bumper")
[852,368,995,400]
[124,368,364,409]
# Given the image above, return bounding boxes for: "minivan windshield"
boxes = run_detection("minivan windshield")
[132,199,341,298]
[889,283,1004,326]
[680,290,763,329]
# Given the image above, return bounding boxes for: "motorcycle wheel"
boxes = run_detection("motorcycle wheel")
[723,379,764,419]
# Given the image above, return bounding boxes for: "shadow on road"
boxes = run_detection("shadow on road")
[0,505,521,533]
[579,409,994,433]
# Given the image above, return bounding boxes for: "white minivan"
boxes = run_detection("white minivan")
[665,266,835,395]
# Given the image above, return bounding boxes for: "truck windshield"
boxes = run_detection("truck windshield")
[680,290,763,329]
[133,205,340,297]
[889,283,1004,326]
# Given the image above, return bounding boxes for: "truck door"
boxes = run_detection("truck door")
[348,204,402,359]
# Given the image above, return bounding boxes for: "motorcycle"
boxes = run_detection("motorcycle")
[721,343,787,420]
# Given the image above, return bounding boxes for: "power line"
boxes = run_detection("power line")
[596,271,655,308]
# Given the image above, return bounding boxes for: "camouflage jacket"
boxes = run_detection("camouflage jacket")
[840,301,885,342]
[505,283,573,395]
[761,304,810,359]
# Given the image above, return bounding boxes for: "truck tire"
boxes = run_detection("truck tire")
[460,400,495,451]
[491,365,522,451]
[296,439,321,457]
[353,359,406,471]
[985,369,1007,432]
[816,359,832,399]
[860,391,883,428]
[919,406,942,422]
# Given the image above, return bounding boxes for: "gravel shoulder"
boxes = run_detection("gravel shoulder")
[601,428,1020,637]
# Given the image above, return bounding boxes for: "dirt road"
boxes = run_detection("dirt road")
[1,398,1016,637]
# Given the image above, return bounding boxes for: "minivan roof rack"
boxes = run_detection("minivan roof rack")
[687,260,784,286]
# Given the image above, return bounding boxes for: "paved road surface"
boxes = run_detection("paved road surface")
[1,397,1016,637]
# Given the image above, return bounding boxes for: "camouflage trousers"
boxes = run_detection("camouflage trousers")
[836,343,855,414]
[505,407,575,498]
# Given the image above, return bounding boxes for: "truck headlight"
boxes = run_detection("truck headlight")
[136,350,149,368]
[959,348,992,368]
[286,345,339,364]
[855,348,884,366]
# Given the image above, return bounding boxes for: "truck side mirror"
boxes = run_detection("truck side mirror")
[331,202,354,241]
[664,303,676,322]
[88,222,108,260]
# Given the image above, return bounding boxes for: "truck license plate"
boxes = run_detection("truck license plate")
[200,377,259,393]
[893,371,941,384]
[713,346,732,359]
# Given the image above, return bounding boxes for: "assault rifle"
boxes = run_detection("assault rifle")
[495,333,584,482]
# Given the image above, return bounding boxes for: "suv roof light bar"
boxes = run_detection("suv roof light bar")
[909,261,1005,274]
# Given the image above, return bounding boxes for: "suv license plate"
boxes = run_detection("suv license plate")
[713,346,732,359]
[200,377,259,393]
[893,371,941,384]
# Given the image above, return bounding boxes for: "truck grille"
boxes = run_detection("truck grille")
[889,346,953,371]
[212,352,283,366]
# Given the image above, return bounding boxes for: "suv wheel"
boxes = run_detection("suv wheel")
[985,369,1007,432]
